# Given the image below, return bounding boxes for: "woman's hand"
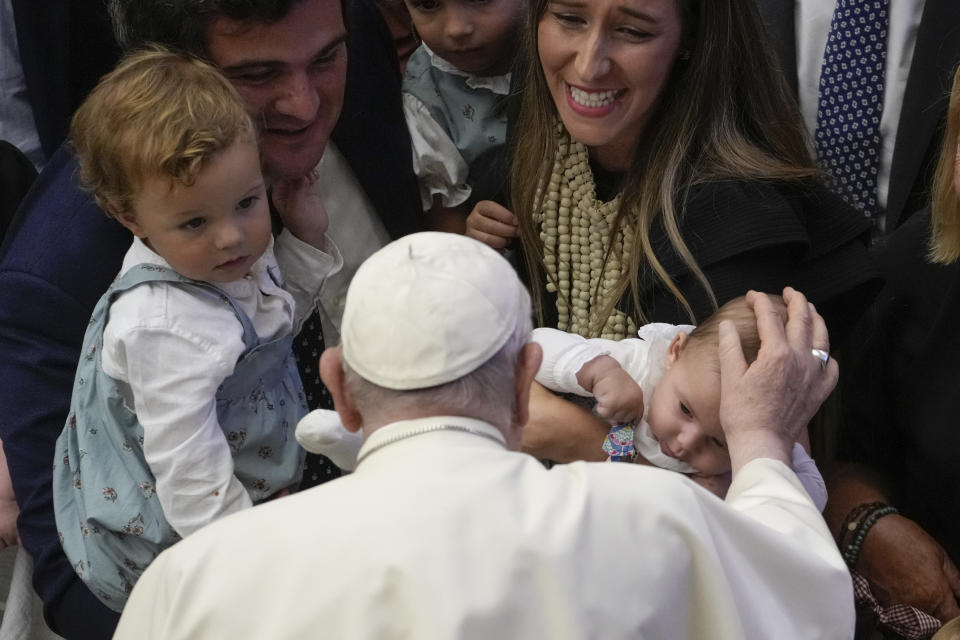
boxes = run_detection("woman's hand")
[271,170,329,250]
[858,514,960,622]
[522,382,608,462]
[465,200,518,250]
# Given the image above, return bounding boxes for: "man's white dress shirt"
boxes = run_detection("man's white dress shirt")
[314,142,391,346]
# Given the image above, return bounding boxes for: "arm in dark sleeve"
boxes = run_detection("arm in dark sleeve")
[650,241,878,350]
[0,145,127,638]
[647,180,881,346]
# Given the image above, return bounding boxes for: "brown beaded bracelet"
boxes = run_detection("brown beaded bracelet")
[841,503,899,568]
[837,501,886,547]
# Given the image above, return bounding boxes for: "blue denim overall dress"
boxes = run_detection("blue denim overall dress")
[52,263,307,610]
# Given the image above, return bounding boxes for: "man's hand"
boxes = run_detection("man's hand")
[576,355,645,424]
[271,170,329,250]
[718,288,839,473]
[465,200,518,250]
[859,514,960,622]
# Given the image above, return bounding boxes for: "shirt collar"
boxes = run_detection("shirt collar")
[421,44,511,96]
[120,235,275,286]
[357,415,507,465]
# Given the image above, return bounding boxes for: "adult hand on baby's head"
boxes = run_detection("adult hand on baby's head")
[717,288,838,474]
[271,169,329,250]
[465,200,518,250]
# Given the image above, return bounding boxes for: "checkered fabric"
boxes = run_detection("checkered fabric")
[814,0,889,219]
[852,570,942,639]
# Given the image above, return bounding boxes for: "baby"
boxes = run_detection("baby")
[52,48,341,609]
[297,296,826,508]
[401,0,522,231]
[534,295,827,505]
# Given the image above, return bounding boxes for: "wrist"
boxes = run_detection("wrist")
[838,501,898,568]
[726,429,792,475]
[822,463,892,540]
[575,355,619,393]
[286,223,328,251]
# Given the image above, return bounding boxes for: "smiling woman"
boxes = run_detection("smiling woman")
[511,0,881,335]
[466,0,882,463]
[537,0,683,171]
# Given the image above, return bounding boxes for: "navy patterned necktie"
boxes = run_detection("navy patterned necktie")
[293,310,343,488]
[814,0,889,220]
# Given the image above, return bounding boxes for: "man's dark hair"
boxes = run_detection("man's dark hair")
[107,0,345,57]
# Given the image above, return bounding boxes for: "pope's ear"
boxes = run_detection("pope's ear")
[320,347,363,432]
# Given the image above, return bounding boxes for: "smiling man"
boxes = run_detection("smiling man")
[204,1,349,182]
[0,1,421,638]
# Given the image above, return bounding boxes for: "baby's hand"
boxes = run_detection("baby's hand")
[577,355,644,424]
[465,200,518,251]
[271,170,329,250]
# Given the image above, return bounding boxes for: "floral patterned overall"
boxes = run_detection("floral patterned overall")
[52,264,307,610]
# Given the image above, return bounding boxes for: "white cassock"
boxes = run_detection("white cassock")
[115,416,854,640]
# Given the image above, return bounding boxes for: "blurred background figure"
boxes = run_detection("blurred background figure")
[828,62,960,639]
[0,0,119,170]
[376,0,419,72]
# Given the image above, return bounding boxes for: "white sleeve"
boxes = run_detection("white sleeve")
[531,328,660,396]
[531,328,608,396]
[295,409,362,471]
[114,321,253,538]
[791,443,828,511]
[708,458,855,637]
[273,228,343,332]
[402,92,471,211]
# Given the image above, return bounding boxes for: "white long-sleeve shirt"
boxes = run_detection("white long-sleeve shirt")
[100,231,341,536]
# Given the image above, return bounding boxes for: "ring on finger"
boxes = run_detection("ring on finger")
[811,348,830,370]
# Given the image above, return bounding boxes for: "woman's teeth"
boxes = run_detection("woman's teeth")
[569,86,618,108]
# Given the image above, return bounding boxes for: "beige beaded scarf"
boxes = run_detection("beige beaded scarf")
[534,125,638,340]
